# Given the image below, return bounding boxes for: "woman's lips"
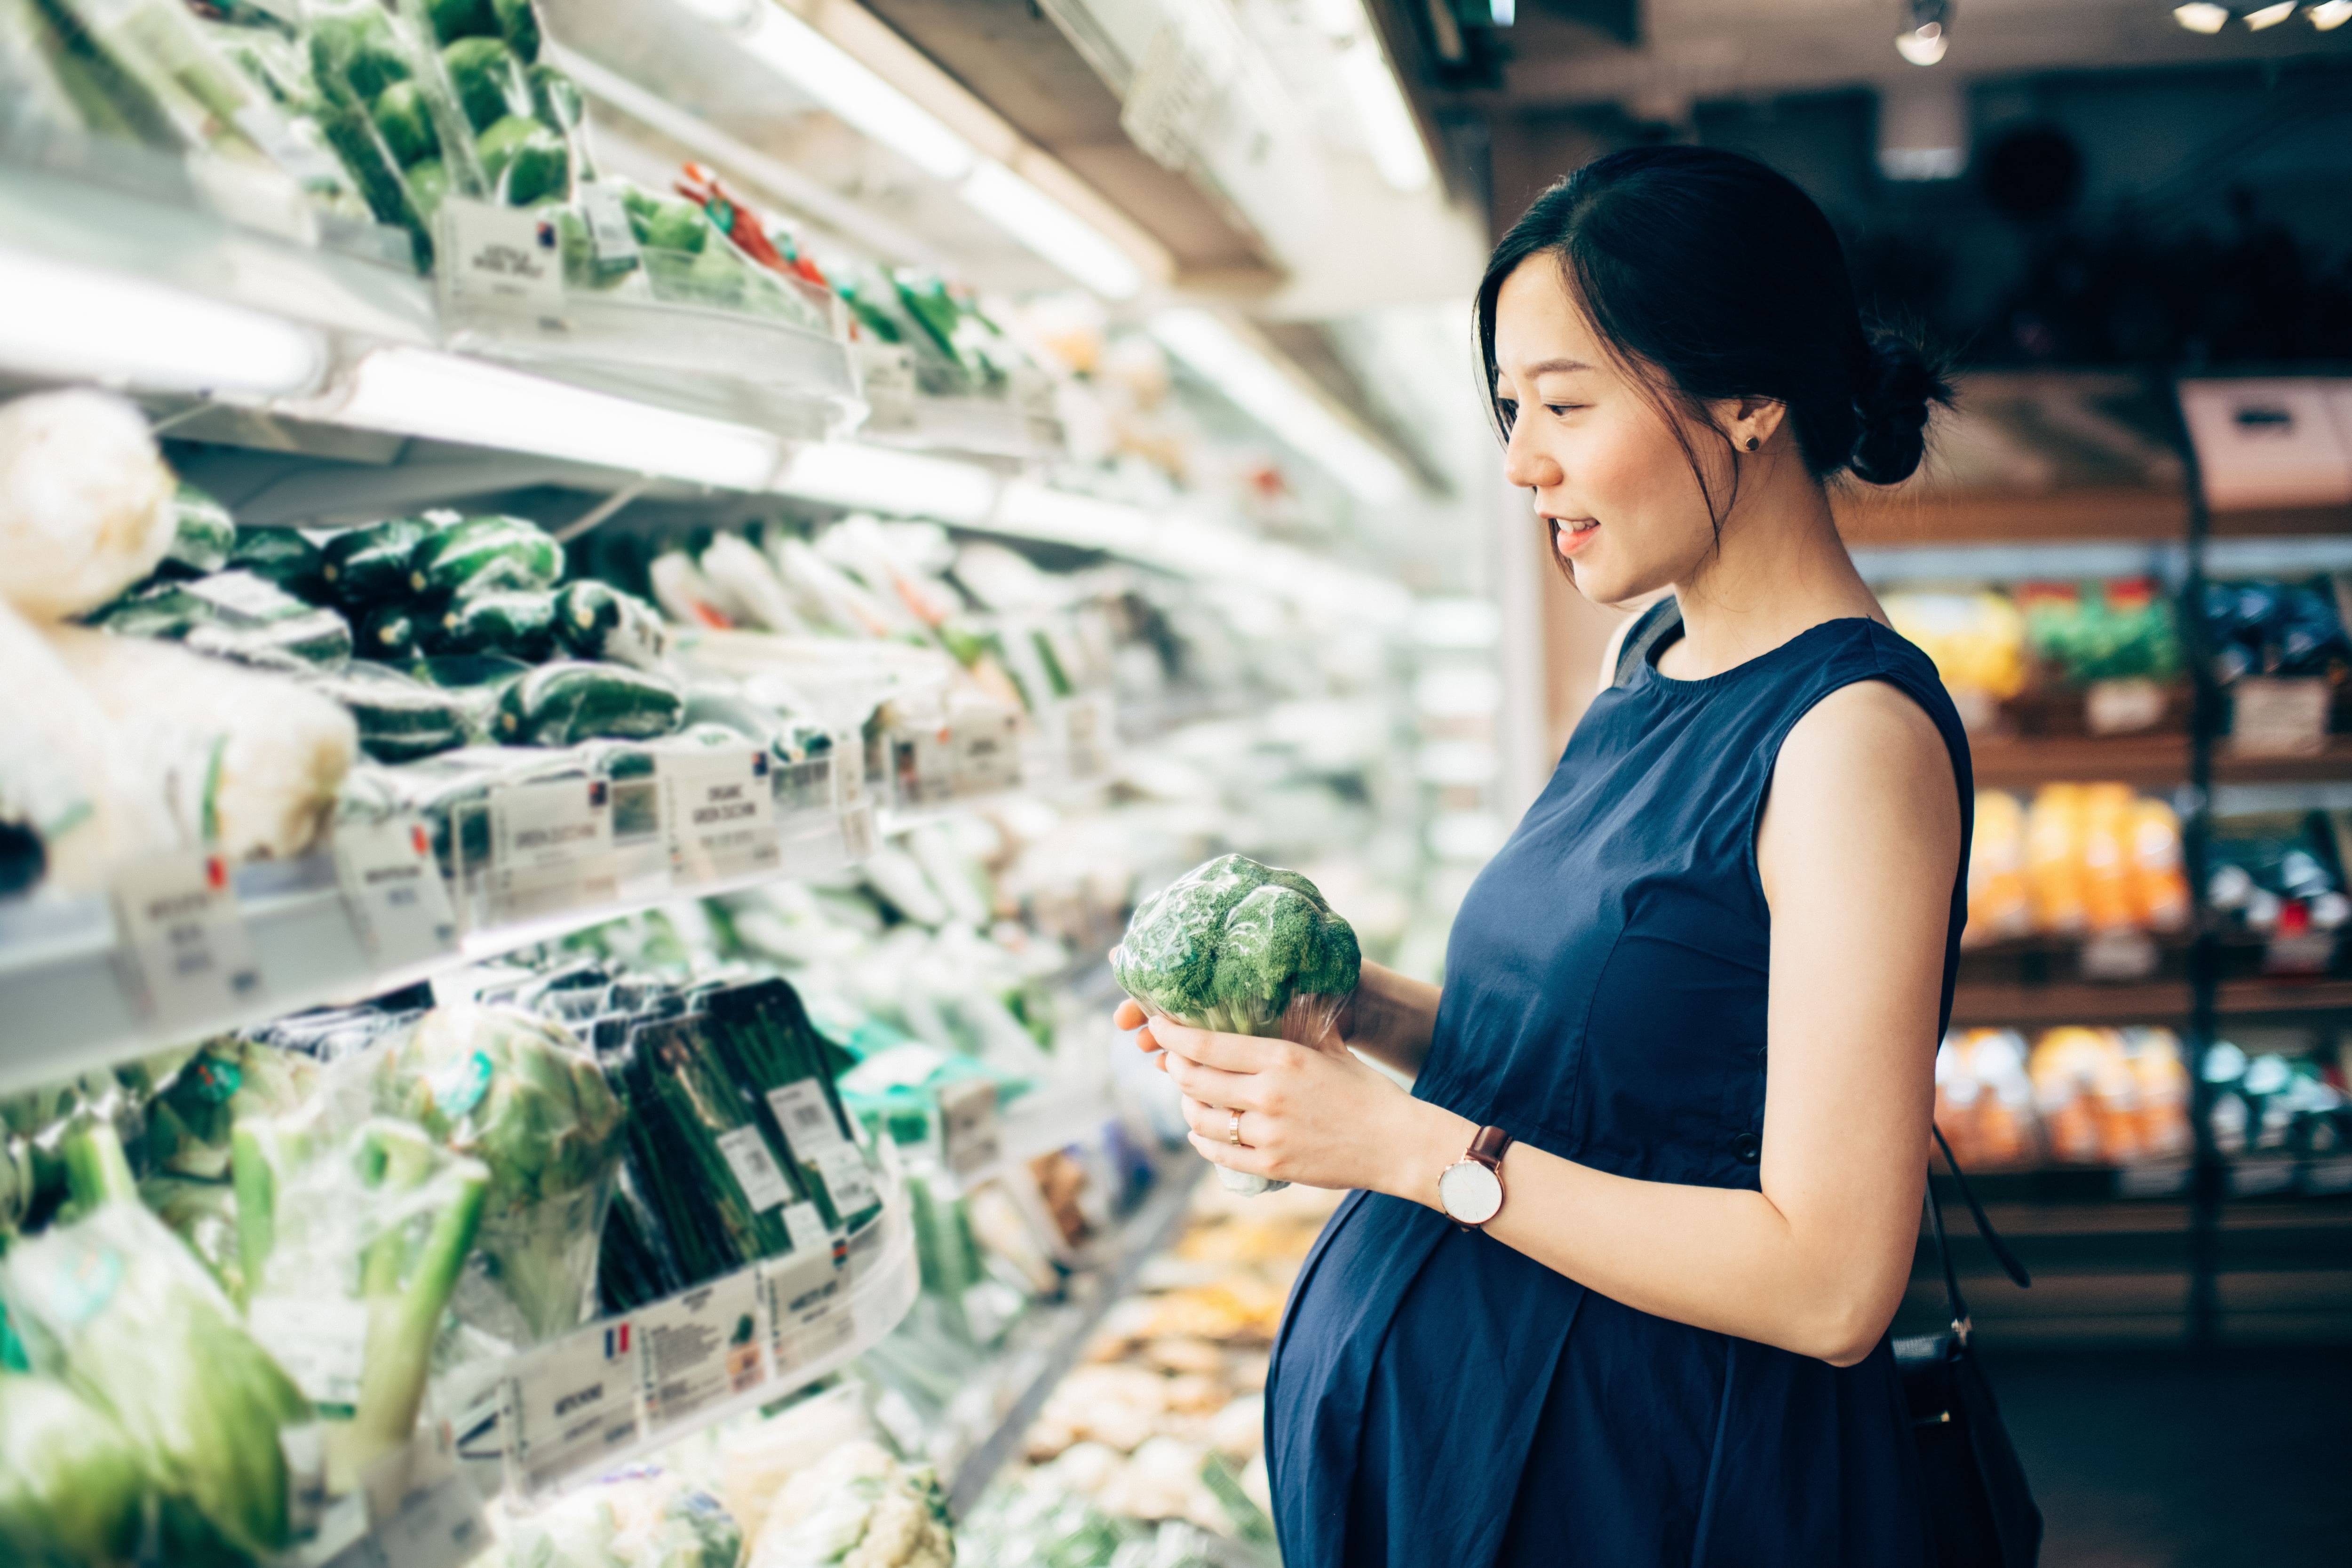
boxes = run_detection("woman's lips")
[1552,517,1599,557]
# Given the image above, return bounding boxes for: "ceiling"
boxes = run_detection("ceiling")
[1408,0,2352,117]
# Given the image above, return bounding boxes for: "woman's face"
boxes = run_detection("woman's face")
[1491,256,1729,605]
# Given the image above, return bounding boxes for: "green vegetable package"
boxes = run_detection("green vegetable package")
[1111,853,1361,1196]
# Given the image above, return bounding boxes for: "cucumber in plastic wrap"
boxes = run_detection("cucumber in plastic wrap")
[226,526,326,599]
[159,482,236,577]
[554,580,669,671]
[357,602,424,661]
[304,662,472,762]
[408,514,562,597]
[427,587,558,661]
[496,661,685,746]
[321,516,441,606]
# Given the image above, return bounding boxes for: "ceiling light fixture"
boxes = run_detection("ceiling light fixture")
[1305,0,1435,192]
[318,346,787,489]
[2172,2,2230,29]
[1896,0,1950,64]
[665,0,1148,298]
[0,246,325,398]
[2244,0,2296,23]
[774,442,1001,523]
[2312,0,2352,25]
[1150,308,1413,504]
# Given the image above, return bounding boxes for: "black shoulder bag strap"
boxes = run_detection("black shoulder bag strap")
[1906,1126,2044,1568]
[1924,1124,2031,1341]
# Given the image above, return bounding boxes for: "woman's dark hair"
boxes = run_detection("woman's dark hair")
[1477,145,1953,518]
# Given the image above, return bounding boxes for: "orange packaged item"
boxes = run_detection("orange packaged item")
[2122,1028,2193,1162]
[1966,791,2032,946]
[2031,1027,2113,1163]
[2130,797,2191,932]
[2079,785,2138,934]
[2025,785,2088,937]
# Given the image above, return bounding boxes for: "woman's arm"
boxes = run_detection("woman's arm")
[1147,679,1959,1366]
[1339,961,1442,1078]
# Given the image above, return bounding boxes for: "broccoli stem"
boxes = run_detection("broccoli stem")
[61,1115,138,1209]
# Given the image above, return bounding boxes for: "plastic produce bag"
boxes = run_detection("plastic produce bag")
[0,1369,147,1568]
[0,1121,314,1560]
[374,1003,625,1346]
[1112,854,1361,1196]
[232,1104,488,1494]
[0,389,177,622]
[505,1465,743,1568]
[747,1441,953,1568]
[140,1035,320,1180]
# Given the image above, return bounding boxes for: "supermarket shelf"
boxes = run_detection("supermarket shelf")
[1835,486,2352,549]
[1970,732,2191,789]
[1948,975,2352,1027]
[0,796,856,1098]
[943,1162,1206,1517]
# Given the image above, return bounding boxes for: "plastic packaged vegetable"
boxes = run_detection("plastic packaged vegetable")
[373,1003,625,1346]
[0,389,177,622]
[1112,854,1361,1195]
[0,1369,147,1568]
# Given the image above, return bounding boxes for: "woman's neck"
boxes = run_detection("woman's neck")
[1657,466,1883,680]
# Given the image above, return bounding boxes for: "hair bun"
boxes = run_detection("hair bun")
[1848,332,1951,486]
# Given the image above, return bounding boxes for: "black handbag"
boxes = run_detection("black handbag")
[1892,1128,2044,1568]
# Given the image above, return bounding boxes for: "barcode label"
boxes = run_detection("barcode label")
[715,1126,794,1212]
[766,1081,846,1155]
[814,1144,879,1217]
[781,1200,829,1257]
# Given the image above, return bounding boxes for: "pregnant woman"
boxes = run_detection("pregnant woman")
[1119,145,1970,1566]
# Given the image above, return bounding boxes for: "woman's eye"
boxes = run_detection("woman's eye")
[1545,403,1581,416]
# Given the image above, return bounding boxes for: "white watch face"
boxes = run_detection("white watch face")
[1438,1159,1503,1225]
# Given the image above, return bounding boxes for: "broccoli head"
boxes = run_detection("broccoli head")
[1111,854,1360,1037]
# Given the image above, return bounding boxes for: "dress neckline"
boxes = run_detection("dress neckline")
[1637,613,1883,696]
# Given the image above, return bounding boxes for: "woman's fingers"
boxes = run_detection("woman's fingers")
[1148,1017,1288,1072]
[1189,1130,1273,1178]
[1163,1051,1266,1110]
[1180,1095,1241,1144]
[1113,997,1147,1032]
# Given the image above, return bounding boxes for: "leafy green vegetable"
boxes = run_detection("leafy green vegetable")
[373,1005,624,1345]
[0,1370,146,1568]
[140,1037,318,1182]
[371,79,439,165]
[1111,854,1360,1037]
[478,113,568,206]
[443,35,528,133]
[426,0,497,45]
[493,0,541,63]
[309,2,412,105]
[0,1121,310,1560]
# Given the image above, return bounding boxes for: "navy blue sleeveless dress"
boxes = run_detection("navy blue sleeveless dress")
[1264,602,1973,1568]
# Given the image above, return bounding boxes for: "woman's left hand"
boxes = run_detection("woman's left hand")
[1115,999,1462,1197]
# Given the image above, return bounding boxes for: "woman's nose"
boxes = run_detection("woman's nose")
[1502,422,1557,491]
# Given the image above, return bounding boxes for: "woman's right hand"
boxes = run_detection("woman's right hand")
[1115,960,1440,1079]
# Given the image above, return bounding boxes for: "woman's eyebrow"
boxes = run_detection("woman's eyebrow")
[1525,358,1595,374]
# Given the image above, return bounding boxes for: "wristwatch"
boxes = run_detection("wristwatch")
[1438,1126,1512,1228]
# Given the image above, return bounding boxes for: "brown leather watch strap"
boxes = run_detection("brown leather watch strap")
[1467,1125,1512,1171]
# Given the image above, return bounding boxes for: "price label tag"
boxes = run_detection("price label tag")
[814,1144,881,1218]
[716,1126,794,1212]
[763,1248,852,1375]
[668,748,780,883]
[503,1322,642,1496]
[2229,1157,2298,1197]
[938,1079,1002,1180]
[888,724,958,807]
[111,853,264,1025]
[780,1200,830,1258]
[637,1272,766,1430]
[949,712,1023,796]
[336,819,459,969]
[767,1080,848,1156]
[2079,928,2158,981]
[486,777,617,924]
[2304,1155,2352,1195]
[580,182,641,271]
[2228,677,2330,757]
[2085,678,2167,737]
[438,198,565,324]
[250,1295,369,1410]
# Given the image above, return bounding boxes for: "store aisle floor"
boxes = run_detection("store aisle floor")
[1986,1345,2352,1567]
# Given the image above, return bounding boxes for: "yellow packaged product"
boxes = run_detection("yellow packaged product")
[2025,785,2089,936]
[2130,798,2191,932]
[1966,791,2032,946]
[2080,785,2139,934]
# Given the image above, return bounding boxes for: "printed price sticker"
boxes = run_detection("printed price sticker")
[2229,677,2330,757]
[638,1272,766,1430]
[781,1200,830,1258]
[716,1126,795,1212]
[112,853,263,1025]
[250,1295,369,1410]
[767,1080,848,1156]
[888,724,958,807]
[337,819,460,969]
[438,198,564,323]
[763,1248,851,1374]
[938,1079,1002,1180]
[503,1322,642,1496]
[580,183,641,271]
[486,777,617,923]
[814,1144,881,1218]
[950,712,1023,796]
[668,747,780,883]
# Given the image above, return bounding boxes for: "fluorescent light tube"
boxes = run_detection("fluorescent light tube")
[1335,39,1435,191]
[2244,0,2295,22]
[2313,1,2352,28]
[1895,22,1947,64]
[959,161,1144,300]
[2173,2,2230,29]
[0,246,324,398]
[990,480,1153,551]
[776,442,1000,522]
[1150,309,1413,505]
[726,2,974,183]
[318,346,786,488]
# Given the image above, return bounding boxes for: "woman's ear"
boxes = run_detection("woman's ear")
[1716,396,1788,454]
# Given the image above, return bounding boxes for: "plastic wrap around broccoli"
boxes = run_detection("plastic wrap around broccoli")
[1111,855,1359,1197]
[0,1370,147,1568]
[1111,855,1360,1040]
[374,1003,624,1346]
